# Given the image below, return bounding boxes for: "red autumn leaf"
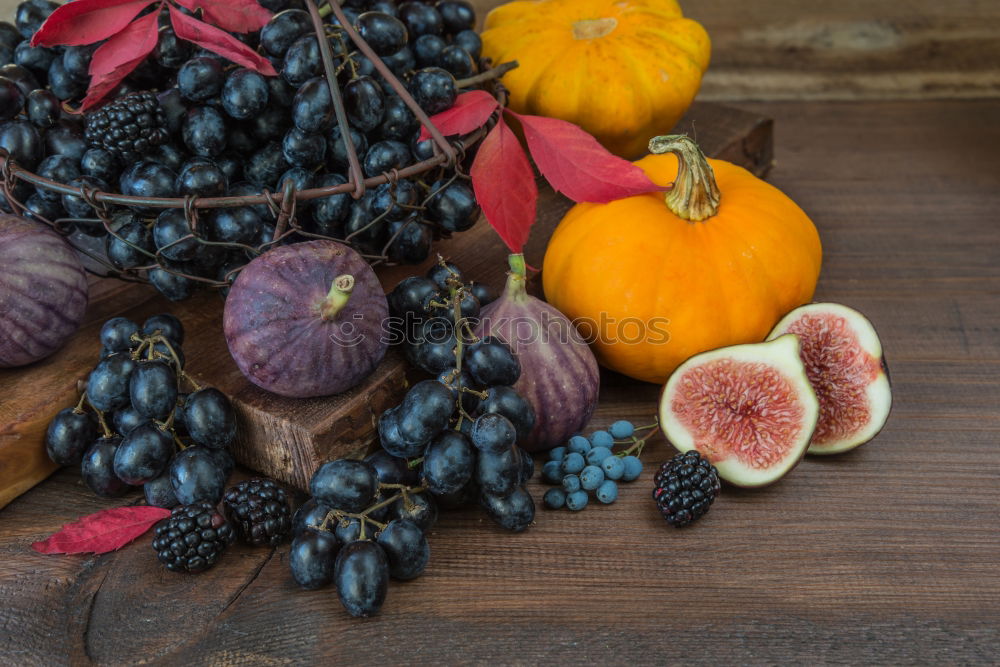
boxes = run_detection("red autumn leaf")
[169,4,277,75]
[419,90,500,142]
[512,111,666,204]
[32,506,171,555]
[30,0,158,48]
[471,116,538,254]
[172,0,271,34]
[80,10,161,110]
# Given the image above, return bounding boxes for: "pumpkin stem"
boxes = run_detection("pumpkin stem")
[504,253,529,302]
[573,17,618,40]
[320,274,355,320]
[649,135,721,222]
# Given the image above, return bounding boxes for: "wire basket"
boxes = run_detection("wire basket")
[0,0,512,295]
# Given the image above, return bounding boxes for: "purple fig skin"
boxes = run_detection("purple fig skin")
[223,240,389,398]
[475,255,600,452]
[0,215,88,367]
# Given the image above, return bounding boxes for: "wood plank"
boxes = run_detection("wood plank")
[1,98,998,664]
[0,101,774,504]
[688,0,1000,101]
[469,0,1000,101]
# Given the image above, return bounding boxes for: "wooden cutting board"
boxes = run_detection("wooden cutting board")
[0,102,773,506]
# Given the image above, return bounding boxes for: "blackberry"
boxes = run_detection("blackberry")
[84,91,169,163]
[222,478,293,546]
[652,450,721,528]
[152,502,235,573]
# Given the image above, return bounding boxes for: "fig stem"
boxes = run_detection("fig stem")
[648,135,720,222]
[320,274,355,320]
[503,253,529,303]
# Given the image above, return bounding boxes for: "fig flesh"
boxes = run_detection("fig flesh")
[767,302,892,455]
[659,334,819,487]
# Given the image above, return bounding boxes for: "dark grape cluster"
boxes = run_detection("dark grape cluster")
[288,261,535,618]
[44,313,238,507]
[540,420,650,511]
[0,0,487,303]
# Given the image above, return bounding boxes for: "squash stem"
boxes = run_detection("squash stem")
[321,274,355,320]
[649,135,721,222]
[505,253,529,302]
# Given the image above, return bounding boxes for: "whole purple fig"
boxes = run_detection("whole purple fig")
[0,215,87,367]
[475,254,599,452]
[223,240,389,398]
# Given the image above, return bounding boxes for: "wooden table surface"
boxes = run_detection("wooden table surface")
[2,98,999,664]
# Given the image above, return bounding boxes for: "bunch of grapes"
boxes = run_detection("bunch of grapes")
[0,0,488,302]
[44,313,238,507]
[287,260,537,617]
[540,421,653,511]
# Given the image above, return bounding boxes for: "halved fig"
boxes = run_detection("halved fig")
[659,335,819,487]
[767,302,892,455]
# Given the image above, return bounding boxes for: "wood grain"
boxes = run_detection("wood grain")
[1,99,998,664]
[0,0,994,101]
[0,101,773,504]
[467,0,1000,101]
[686,0,1000,101]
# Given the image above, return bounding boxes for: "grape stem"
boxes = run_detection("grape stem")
[131,337,151,360]
[181,372,203,391]
[170,430,188,451]
[317,484,426,534]
[616,426,661,459]
[451,286,465,373]
[139,333,185,367]
[73,391,89,414]
[88,400,113,439]
[160,407,177,431]
[631,422,660,432]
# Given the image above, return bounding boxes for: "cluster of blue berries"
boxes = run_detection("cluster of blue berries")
[541,420,653,511]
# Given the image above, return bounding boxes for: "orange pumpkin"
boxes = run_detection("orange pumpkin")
[542,135,823,384]
[481,0,711,159]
